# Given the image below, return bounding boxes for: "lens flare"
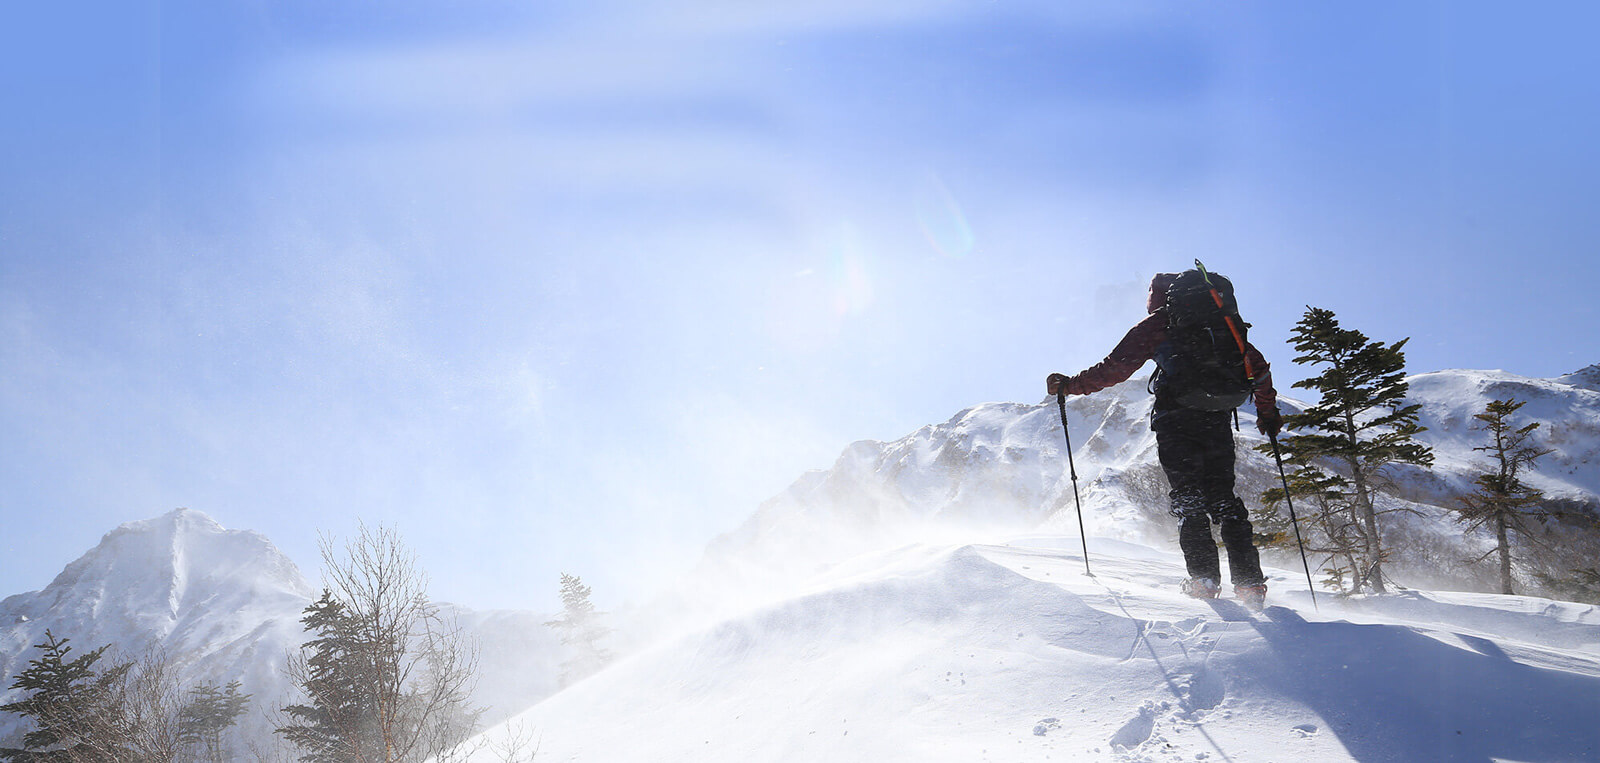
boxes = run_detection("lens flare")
[829,225,873,318]
[764,224,875,353]
[914,172,975,258]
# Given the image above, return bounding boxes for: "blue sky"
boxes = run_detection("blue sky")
[3,1,1597,612]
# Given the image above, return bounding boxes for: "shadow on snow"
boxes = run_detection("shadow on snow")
[1241,606,1600,763]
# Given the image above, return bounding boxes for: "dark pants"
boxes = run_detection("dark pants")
[1154,408,1265,587]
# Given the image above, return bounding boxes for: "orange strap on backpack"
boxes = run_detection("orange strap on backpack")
[1194,260,1256,383]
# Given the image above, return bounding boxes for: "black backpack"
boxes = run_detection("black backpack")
[1152,261,1258,411]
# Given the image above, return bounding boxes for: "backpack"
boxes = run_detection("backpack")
[1152,261,1258,411]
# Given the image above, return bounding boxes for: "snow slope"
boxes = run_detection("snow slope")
[694,378,1172,607]
[459,535,1600,763]
[493,363,1600,762]
[1403,364,1600,503]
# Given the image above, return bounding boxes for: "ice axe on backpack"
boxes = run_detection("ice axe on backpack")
[1268,432,1319,611]
[1193,259,1257,387]
[1056,391,1093,577]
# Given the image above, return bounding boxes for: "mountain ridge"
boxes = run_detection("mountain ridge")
[702,363,1600,601]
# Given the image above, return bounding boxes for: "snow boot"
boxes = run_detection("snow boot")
[1182,577,1220,599]
[1234,582,1267,610]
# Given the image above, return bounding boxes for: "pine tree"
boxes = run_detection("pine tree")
[278,590,381,762]
[0,631,132,762]
[1454,398,1554,595]
[544,574,612,686]
[1259,307,1433,594]
[177,681,251,763]
[1259,471,1366,593]
[277,523,481,763]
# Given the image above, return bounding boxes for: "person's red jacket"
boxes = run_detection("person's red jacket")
[1067,309,1278,417]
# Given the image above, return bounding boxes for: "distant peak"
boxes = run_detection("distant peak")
[166,506,222,528]
[37,508,310,603]
[108,508,225,540]
[1557,363,1600,391]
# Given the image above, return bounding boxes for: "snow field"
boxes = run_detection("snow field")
[465,534,1593,762]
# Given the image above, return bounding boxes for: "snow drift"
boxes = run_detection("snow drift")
[461,536,1600,762]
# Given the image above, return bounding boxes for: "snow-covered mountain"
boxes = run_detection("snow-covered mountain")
[0,509,562,754]
[0,510,313,751]
[1402,365,1600,504]
[460,536,1600,762]
[466,363,1599,761]
[701,364,1600,601]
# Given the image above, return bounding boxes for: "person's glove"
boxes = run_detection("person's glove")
[1256,407,1283,438]
[1047,372,1070,396]
[1048,373,1091,396]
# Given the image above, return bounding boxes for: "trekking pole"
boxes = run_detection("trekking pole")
[1268,433,1319,611]
[1056,391,1093,577]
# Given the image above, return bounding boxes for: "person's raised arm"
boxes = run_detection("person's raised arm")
[1047,312,1165,396]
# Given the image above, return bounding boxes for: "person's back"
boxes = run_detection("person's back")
[1048,264,1282,606]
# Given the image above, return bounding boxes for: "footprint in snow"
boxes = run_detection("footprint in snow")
[1110,701,1160,750]
[1176,668,1225,713]
[1033,718,1061,736]
[1292,723,1319,738]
